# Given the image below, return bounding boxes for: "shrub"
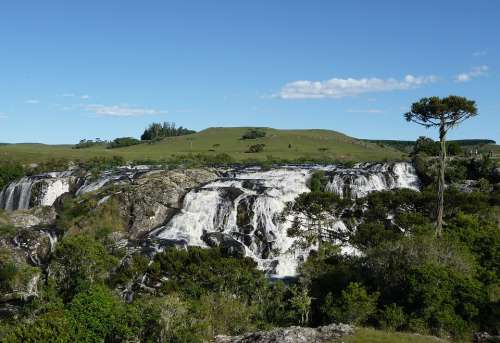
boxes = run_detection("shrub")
[321,282,379,325]
[241,129,266,140]
[246,144,265,153]
[66,285,140,342]
[73,138,108,149]
[49,235,118,300]
[108,137,141,149]
[379,303,406,330]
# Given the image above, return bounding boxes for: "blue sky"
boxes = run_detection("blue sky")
[0,0,498,144]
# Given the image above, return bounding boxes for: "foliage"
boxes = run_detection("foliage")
[73,138,108,149]
[241,128,266,140]
[405,95,478,236]
[246,143,265,153]
[0,160,25,190]
[66,285,140,342]
[322,282,379,325]
[57,197,125,238]
[283,192,350,248]
[141,122,195,141]
[146,247,266,300]
[412,137,462,157]
[108,136,141,149]
[309,170,329,192]
[49,235,118,300]
[380,303,407,330]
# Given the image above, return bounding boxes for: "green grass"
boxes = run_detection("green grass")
[339,328,448,343]
[0,127,406,164]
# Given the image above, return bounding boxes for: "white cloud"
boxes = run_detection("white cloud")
[472,50,487,57]
[346,109,384,114]
[0,112,7,119]
[83,104,166,117]
[80,95,90,100]
[61,93,76,97]
[455,65,489,82]
[276,74,438,99]
[26,99,40,104]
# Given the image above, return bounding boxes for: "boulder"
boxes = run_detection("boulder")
[201,232,247,258]
[214,323,355,343]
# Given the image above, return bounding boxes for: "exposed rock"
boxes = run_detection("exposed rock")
[0,228,55,266]
[96,169,217,239]
[202,232,246,258]
[8,206,57,228]
[474,331,500,343]
[214,323,354,343]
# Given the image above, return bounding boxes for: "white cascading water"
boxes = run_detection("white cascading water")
[155,162,420,277]
[0,172,71,211]
[325,162,419,198]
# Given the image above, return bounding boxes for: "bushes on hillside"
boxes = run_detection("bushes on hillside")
[246,144,266,153]
[141,122,195,141]
[73,138,108,149]
[108,137,141,149]
[241,129,266,140]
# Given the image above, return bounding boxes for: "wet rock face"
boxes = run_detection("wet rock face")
[105,169,218,239]
[214,323,355,343]
[201,232,246,258]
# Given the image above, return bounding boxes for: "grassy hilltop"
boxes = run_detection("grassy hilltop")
[0,127,406,164]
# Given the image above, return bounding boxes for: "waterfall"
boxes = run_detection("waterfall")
[325,162,419,198]
[0,172,72,211]
[0,177,35,211]
[154,162,419,277]
[155,168,311,276]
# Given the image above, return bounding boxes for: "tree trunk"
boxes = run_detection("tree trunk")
[436,116,447,237]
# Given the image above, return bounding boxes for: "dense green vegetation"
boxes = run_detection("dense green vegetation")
[73,138,109,149]
[241,128,267,140]
[108,136,142,149]
[364,139,496,154]
[141,122,195,141]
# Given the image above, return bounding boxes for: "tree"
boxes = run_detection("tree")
[404,96,477,236]
[141,122,195,141]
[282,192,349,249]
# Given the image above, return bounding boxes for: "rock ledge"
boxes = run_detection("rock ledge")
[214,323,354,343]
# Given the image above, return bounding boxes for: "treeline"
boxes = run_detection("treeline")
[365,138,496,154]
[140,122,195,141]
[72,122,195,150]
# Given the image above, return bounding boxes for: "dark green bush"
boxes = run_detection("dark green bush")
[241,129,266,140]
[108,137,141,149]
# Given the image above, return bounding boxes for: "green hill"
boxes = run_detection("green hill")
[0,127,406,164]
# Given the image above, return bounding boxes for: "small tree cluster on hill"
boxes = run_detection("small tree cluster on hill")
[73,138,108,149]
[108,137,141,149]
[141,122,195,141]
[246,144,266,153]
[241,128,266,140]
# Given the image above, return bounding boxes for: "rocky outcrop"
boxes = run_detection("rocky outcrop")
[214,323,354,343]
[95,168,218,238]
[0,228,55,267]
[202,232,246,258]
[8,206,57,228]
